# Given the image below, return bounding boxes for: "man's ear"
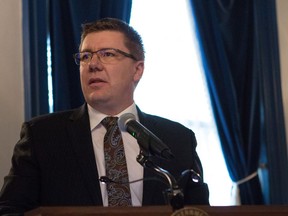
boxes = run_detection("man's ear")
[133,61,144,82]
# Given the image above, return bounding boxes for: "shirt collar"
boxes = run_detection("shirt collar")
[87,103,139,131]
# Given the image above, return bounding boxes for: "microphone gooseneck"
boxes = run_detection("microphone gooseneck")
[118,113,185,211]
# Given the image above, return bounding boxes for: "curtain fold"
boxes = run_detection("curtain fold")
[49,0,132,111]
[23,0,49,119]
[255,0,288,204]
[190,0,288,204]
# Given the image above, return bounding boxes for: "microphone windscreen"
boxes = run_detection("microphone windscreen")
[118,113,136,131]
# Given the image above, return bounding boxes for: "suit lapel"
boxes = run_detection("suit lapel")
[67,104,103,205]
[137,108,167,205]
[142,167,167,205]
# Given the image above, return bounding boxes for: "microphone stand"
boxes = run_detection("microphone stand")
[136,150,184,211]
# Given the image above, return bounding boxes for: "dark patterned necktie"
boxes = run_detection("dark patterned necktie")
[101,117,132,206]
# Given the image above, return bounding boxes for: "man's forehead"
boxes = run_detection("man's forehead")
[81,31,126,50]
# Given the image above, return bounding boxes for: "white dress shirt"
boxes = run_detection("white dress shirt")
[88,103,143,206]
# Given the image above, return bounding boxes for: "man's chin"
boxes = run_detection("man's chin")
[86,94,109,107]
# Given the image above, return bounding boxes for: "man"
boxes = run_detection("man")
[0,18,209,215]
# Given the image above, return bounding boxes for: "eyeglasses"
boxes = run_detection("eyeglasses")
[73,48,137,65]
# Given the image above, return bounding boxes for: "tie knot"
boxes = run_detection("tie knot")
[101,116,118,130]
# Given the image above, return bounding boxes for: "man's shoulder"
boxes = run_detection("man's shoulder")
[140,111,191,133]
[26,105,85,127]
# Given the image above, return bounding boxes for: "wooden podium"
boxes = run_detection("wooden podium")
[25,205,288,216]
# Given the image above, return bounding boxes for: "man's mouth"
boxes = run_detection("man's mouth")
[89,78,105,85]
[88,78,106,85]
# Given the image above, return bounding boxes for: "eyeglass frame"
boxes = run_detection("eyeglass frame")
[73,48,137,65]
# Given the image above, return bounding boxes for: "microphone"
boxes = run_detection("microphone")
[118,113,174,160]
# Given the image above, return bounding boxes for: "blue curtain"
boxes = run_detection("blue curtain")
[23,0,132,119]
[190,0,288,204]
[23,0,49,119]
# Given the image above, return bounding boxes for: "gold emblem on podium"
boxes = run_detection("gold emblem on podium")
[171,207,209,216]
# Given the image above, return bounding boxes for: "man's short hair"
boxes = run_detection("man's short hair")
[80,18,145,61]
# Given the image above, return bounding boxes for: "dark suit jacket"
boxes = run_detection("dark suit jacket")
[0,104,209,215]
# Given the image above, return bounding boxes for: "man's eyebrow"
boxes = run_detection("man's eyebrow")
[80,48,113,52]
[80,48,93,52]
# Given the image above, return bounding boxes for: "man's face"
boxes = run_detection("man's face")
[79,31,144,115]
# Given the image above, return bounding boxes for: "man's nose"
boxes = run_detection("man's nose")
[88,55,103,71]
[90,53,101,64]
